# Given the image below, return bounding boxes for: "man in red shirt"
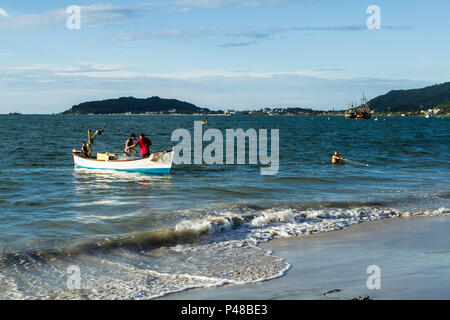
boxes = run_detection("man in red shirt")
[130,133,152,157]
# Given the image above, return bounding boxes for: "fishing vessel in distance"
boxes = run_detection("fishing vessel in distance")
[72,130,175,173]
[345,94,372,119]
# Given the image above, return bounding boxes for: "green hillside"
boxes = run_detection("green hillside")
[368,82,450,112]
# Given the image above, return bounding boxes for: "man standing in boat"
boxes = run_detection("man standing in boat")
[124,134,137,155]
[332,150,344,164]
[81,141,89,158]
[130,133,152,157]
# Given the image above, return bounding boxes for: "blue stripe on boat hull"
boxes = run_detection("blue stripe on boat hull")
[75,165,171,174]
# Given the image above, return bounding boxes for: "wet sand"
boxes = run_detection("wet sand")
[162,216,450,300]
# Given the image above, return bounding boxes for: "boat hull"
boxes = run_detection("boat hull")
[73,148,175,173]
[356,113,371,119]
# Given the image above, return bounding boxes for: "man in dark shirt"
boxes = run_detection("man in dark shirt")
[125,134,137,154]
[81,141,89,158]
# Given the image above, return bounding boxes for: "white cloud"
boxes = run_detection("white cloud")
[111,23,410,42]
[2,73,433,113]
[0,8,7,17]
[54,68,348,80]
[0,4,142,30]
[0,62,432,112]
[0,62,347,80]
[219,40,259,47]
[172,0,293,8]
[1,63,430,86]
[1,63,114,73]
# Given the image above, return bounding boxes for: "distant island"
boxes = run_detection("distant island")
[62,96,211,115]
[61,82,450,116]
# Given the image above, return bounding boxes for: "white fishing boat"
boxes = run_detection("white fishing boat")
[73,149,175,173]
[72,129,175,173]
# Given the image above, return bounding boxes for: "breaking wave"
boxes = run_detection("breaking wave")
[0,203,449,299]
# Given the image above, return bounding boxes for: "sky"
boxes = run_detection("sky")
[0,0,449,113]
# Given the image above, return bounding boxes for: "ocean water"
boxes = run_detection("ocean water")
[0,114,449,299]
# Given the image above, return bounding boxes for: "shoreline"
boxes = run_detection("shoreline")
[4,114,449,117]
[161,216,450,300]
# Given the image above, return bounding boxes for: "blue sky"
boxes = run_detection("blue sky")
[0,0,449,113]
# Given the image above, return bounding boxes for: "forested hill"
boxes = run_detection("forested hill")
[368,82,450,112]
[62,96,209,114]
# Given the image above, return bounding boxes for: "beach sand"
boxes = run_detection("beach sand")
[162,216,450,300]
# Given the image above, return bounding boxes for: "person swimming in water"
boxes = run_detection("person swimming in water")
[332,150,343,164]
